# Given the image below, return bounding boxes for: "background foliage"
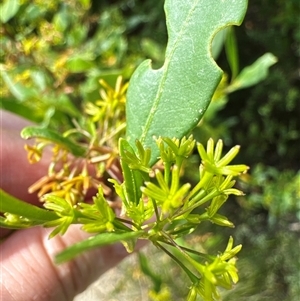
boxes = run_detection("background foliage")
[1,0,299,300]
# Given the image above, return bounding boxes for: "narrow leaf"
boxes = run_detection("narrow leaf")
[126,0,248,164]
[66,57,94,73]
[21,126,86,157]
[211,28,228,60]
[0,66,36,101]
[0,189,58,222]
[0,215,42,229]
[55,231,143,263]
[225,27,239,81]
[227,52,278,92]
[138,252,162,291]
[119,138,144,205]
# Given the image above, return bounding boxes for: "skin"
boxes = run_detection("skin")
[0,111,133,301]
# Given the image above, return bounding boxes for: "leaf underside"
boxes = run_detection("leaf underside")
[126,0,248,164]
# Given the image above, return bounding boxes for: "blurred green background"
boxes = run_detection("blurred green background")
[1,0,299,300]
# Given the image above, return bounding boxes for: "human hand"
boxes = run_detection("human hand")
[0,111,130,301]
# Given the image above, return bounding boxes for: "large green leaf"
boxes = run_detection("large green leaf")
[55,231,144,263]
[126,0,248,164]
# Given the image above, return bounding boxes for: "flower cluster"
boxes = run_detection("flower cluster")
[3,134,248,301]
[23,77,128,206]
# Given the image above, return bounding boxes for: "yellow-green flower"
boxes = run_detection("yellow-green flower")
[197,138,249,176]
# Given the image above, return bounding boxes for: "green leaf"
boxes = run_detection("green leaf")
[0,189,58,222]
[21,126,86,157]
[66,56,95,73]
[0,66,37,101]
[55,231,143,263]
[0,98,43,123]
[126,0,248,164]
[0,0,20,23]
[138,252,162,292]
[0,216,27,229]
[30,70,47,92]
[119,138,144,205]
[225,27,239,81]
[211,28,228,60]
[227,52,278,93]
[60,97,81,117]
[0,214,43,229]
[46,94,81,118]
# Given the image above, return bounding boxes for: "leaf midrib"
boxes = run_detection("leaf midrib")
[140,0,199,144]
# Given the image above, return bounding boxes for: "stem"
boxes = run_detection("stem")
[156,241,199,284]
[151,197,160,222]
[174,189,219,219]
[160,232,199,262]
[114,217,139,230]
[100,123,126,145]
[158,239,214,261]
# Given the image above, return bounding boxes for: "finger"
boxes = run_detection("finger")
[0,110,32,131]
[0,112,49,237]
[0,111,49,204]
[0,225,130,301]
